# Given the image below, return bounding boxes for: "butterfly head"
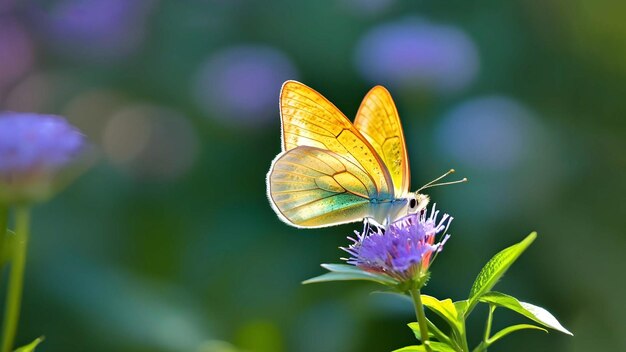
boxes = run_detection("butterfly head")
[407,192,430,214]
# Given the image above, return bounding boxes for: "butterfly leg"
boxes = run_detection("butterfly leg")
[364,217,386,232]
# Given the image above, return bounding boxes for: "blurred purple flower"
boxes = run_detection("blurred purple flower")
[343,205,452,282]
[27,0,153,62]
[0,18,34,91]
[193,45,298,127]
[0,112,86,203]
[435,96,536,172]
[355,17,479,93]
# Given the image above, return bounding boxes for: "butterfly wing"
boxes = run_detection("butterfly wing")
[279,80,394,198]
[354,86,410,197]
[268,146,391,228]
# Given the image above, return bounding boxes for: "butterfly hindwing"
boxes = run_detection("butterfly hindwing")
[268,146,388,228]
[354,86,410,197]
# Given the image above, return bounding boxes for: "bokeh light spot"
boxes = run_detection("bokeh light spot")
[27,0,154,63]
[436,96,537,172]
[193,45,298,127]
[103,105,199,180]
[355,17,479,93]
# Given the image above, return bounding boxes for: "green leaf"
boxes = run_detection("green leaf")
[479,292,573,335]
[408,322,435,341]
[302,264,398,286]
[301,272,393,285]
[320,264,398,284]
[14,336,44,352]
[487,324,547,345]
[393,346,427,352]
[453,300,468,317]
[467,232,537,314]
[426,342,459,352]
[320,263,364,273]
[421,295,463,334]
[408,320,452,347]
[393,342,457,352]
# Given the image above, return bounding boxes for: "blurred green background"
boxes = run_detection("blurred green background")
[1,0,625,351]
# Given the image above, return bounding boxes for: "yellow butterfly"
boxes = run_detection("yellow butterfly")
[267,81,464,228]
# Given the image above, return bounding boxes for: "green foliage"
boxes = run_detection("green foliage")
[487,324,547,344]
[302,263,399,286]
[420,295,463,337]
[305,234,572,352]
[479,292,573,335]
[394,233,572,352]
[14,337,44,352]
[466,232,536,315]
[409,321,453,347]
[408,322,435,341]
[393,341,458,352]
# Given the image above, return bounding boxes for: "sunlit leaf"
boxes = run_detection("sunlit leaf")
[14,336,44,352]
[479,292,573,335]
[408,320,452,346]
[408,322,435,341]
[467,233,537,314]
[408,324,453,346]
[421,295,462,334]
[393,341,458,352]
[453,300,468,317]
[425,341,458,352]
[393,346,427,352]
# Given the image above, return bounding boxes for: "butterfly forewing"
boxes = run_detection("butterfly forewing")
[279,81,394,198]
[354,86,410,197]
[268,146,386,228]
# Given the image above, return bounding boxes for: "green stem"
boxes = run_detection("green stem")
[1,206,30,352]
[472,305,496,352]
[410,287,433,352]
[459,320,470,352]
[484,305,495,343]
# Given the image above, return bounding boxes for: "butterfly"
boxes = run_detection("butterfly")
[266,81,465,228]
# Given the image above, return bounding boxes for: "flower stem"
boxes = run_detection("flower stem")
[1,206,30,352]
[410,287,433,352]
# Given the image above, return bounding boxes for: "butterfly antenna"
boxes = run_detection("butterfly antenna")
[417,169,468,192]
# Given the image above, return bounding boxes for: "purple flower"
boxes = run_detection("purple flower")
[193,45,299,127]
[343,205,452,282]
[354,17,479,94]
[27,0,153,63]
[0,112,86,203]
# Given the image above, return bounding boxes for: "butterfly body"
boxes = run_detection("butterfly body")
[267,81,429,228]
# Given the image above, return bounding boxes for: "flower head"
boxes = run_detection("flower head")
[0,112,86,203]
[343,205,452,283]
